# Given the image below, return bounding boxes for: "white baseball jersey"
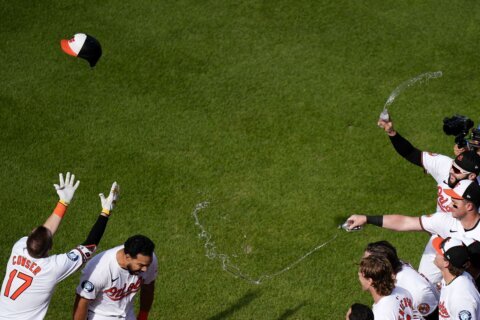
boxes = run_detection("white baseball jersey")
[420,212,480,240]
[372,286,416,320]
[419,152,454,284]
[0,237,95,320]
[422,152,454,213]
[396,262,439,318]
[76,245,158,320]
[421,210,480,298]
[438,272,480,320]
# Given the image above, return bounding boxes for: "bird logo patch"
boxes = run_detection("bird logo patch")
[82,280,95,293]
[459,310,472,320]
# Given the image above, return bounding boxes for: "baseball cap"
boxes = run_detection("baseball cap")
[444,179,480,207]
[460,236,480,269]
[61,33,102,67]
[432,236,470,269]
[454,150,480,175]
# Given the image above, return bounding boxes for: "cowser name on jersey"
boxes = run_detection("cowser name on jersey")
[103,278,143,301]
[12,255,41,275]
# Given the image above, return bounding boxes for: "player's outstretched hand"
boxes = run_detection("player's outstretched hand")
[346,215,367,230]
[54,172,80,205]
[377,118,396,136]
[99,182,120,216]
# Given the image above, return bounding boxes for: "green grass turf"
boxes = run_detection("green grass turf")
[2,0,480,318]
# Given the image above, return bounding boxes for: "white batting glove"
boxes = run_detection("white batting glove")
[99,182,120,216]
[53,172,80,205]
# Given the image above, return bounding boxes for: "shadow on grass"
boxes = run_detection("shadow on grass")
[276,301,307,320]
[207,290,261,320]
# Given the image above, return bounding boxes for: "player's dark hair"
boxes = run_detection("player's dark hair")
[124,235,155,258]
[359,255,395,297]
[447,263,465,276]
[27,226,53,258]
[365,241,402,274]
[349,303,374,320]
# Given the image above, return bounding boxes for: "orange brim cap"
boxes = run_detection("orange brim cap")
[444,188,463,200]
[61,39,78,57]
[432,236,445,256]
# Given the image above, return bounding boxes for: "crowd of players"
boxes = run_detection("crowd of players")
[0,174,158,320]
[346,116,480,320]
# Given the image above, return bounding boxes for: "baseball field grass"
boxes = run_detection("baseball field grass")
[2,0,480,318]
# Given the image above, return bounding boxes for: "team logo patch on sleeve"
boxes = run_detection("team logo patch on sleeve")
[459,310,472,320]
[417,303,430,315]
[82,280,95,293]
[67,251,79,261]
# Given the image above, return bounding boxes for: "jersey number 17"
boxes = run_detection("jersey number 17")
[3,269,33,300]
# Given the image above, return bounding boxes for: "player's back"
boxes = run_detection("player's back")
[396,263,439,318]
[0,237,83,320]
[373,287,416,320]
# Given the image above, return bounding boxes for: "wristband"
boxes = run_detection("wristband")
[137,310,149,320]
[53,201,68,218]
[366,215,383,227]
[101,208,111,216]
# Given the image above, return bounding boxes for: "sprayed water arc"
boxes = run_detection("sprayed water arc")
[384,71,442,108]
[192,201,338,285]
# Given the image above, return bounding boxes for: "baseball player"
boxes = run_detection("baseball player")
[347,179,480,276]
[364,240,439,320]
[0,173,119,320]
[432,236,480,320]
[456,236,480,290]
[378,117,480,284]
[358,255,416,319]
[73,234,158,320]
[345,303,374,320]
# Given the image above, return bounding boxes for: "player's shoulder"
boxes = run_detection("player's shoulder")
[397,263,418,279]
[373,293,401,317]
[83,245,122,270]
[457,273,480,290]
[393,286,413,299]
[12,236,28,250]
[423,210,454,220]
[423,151,453,161]
[7,237,31,258]
[464,224,480,241]
[376,288,408,307]
[422,151,453,169]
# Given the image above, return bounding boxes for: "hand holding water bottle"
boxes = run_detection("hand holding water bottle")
[378,109,396,136]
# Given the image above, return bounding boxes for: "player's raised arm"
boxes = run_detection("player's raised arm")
[378,118,423,167]
[346,214,423,232]
[55,182,120,283]
[43,172,80,235]
[82,182,120,248]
